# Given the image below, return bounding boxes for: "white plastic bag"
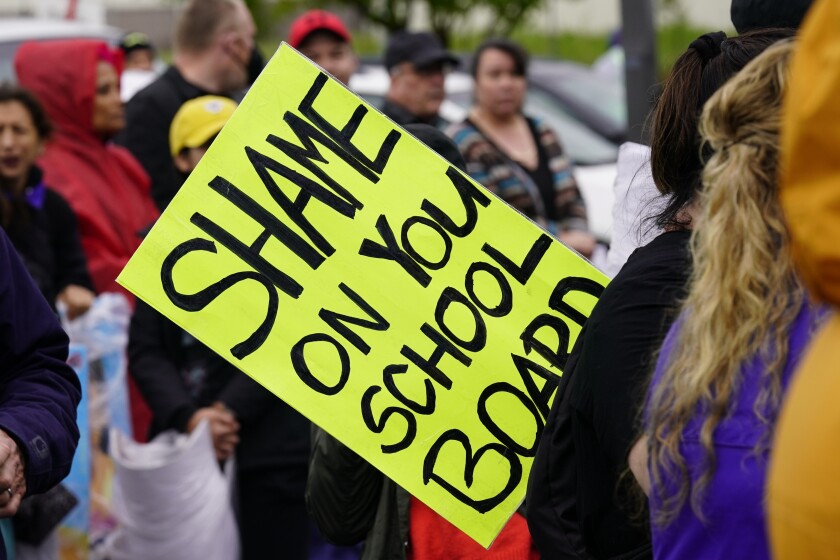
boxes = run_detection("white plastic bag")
[104,422,239,560]
[604,142,667,278]
[61,291,133,441]
[60,292,133,549]
[60,292,131,362]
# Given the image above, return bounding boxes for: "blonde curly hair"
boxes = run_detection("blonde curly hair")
[646,39,803,526]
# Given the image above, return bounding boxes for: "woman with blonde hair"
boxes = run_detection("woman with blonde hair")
[526,29,794,559]
[528,28,793,559]
[630,39,825,559]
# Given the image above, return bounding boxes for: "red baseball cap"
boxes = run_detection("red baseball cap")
[288,10,351,49]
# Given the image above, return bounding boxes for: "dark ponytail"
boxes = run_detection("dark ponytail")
[648,28,795,230]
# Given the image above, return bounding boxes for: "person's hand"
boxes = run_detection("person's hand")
[187,406,240,461]
[0,430,26,518]
[559,230,597,258]
[57,285,96,321]
[628,436,650,497]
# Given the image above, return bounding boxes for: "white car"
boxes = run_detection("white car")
[0,18,122,83]
[349,65,617,244]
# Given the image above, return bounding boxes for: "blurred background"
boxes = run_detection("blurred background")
[0,0,737,257]
[0,0,732,74]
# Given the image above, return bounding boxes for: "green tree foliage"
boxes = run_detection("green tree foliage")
[247,0,547,46]
[426,0,546,45]
[331,0,412,31]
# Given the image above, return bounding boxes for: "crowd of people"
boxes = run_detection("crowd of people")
[3,0,840,558]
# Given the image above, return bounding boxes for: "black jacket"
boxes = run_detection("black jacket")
[128,301,310,484]
[307,426,410,560]
[527,231,692,560]
[117,66,211,211]
[4,167,93,307]
[381,98,447,129]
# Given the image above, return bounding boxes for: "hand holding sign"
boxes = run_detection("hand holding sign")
[118,44,608,547]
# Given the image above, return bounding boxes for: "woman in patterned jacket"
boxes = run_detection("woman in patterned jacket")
[448,38,596,257]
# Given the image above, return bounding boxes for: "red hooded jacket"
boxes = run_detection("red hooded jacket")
[15,40,159,295]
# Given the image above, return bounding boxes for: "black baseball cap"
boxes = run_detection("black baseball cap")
[384,31,459,72]
[731,0,813,33]
[119,32,154,54]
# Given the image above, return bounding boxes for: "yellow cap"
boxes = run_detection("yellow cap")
[169,95,237,157]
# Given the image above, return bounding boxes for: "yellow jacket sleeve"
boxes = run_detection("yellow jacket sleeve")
[780,0,840,305]
[771,2,840,558]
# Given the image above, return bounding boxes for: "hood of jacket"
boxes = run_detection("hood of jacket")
[15,39,124,143]
[13,39,157,295]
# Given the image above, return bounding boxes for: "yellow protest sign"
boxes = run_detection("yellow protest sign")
[118,44,609,547]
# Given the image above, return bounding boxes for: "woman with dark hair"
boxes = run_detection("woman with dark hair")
[526,28,794,560]
[448,38,596,257]
[632,39,823,560]
[0,85,94,317]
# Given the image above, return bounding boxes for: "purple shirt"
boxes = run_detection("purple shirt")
[646,303,823,560]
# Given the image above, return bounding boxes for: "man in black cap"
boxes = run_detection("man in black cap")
[382,31,458,128]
